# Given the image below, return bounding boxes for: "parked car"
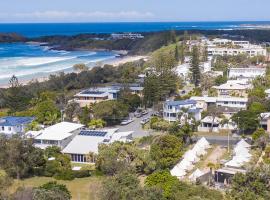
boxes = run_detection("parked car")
[140,117,150,125]
[120,118,134,125]
[142,110,148,115]
[134,109,143,118]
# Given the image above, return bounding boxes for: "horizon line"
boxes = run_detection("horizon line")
[0,20,270,24]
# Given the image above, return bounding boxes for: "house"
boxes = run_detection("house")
[32,122,85,149]
[190,96,248,110]
[228,67,266,80]
[212,80,252,97]
[207,38,266,57]
[216,97,248,109]
[259,112,270,132]
[163,100,201,122]
[207,39,267,57]
[111,33,144,40]
[62,129,133,163]
[198,116,236,133]
[73,84,144,107]
[0,116,34,136]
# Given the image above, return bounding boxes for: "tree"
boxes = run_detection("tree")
[96,143,135,175]
[145,170,223,200]
[78,106,91,125]
[214,75,227,86]
[0,170,12,198]
[179,44,185,64]
[252,128,266,140]
[33,181,71,200]
[200,73,215,91]
[100,171,164,200]
[92,100,129,125]
[249,102,266,114]
[0,136,46,179]
[145,170,180,199]
[228,166,270,200]
[119,89,141,112]
[232,110,259,134]
[34,100,60,125]
[175,44,180,62]
[73,63,88,72]
[202,45,208,62]
[150,135,183,169]
[88,119,106,129]
[143,74,160,107]
[190,46,201,86]
[64,102,81,122]
[1,75,31,113]
[143,47,178,107]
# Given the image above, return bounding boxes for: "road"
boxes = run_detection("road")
[193,135,241,146]
[115,110,153,138]
[114,109,242,145]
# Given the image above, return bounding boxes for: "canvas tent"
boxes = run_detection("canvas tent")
[189,169,204,182]
[184,150,199,163]
[225,139,252,168]
[171,165,187,177]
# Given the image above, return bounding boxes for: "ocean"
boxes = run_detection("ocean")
[0,21,269,85]
[0,43,117,85]
[0,21,270,37]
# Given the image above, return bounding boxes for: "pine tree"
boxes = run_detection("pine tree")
[191,46,201,87]
[175,44,179,62]
[179,44,185,64]
[202,45,208,62]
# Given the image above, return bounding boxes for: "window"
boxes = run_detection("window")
[8,127,11,131]
[1,126,4,131]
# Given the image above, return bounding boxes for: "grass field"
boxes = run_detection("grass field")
[10,176,104,200]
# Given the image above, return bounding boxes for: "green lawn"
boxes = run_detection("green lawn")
[10,176,105,200]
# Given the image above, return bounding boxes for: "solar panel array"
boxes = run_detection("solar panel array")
[79,130,107,137]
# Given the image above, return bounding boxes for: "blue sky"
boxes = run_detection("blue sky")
[0,0,270,22]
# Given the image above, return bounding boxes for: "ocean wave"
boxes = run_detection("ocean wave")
[0,56,77,68]
[86,56,116,64]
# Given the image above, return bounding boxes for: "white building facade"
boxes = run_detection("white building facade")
[163,100,201,122]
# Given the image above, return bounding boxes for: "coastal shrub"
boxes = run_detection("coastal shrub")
[54,170,74,181]
[150,117,171,131]
[72,170,91,178]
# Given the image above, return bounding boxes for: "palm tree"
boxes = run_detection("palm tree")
[44,112,59,125]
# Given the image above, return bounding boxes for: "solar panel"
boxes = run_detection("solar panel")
[81,90,105,95]
[79,130,107,137]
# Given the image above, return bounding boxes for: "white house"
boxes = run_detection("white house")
[198,116,237,133]
[190,96,248,110]
[62,128,133,163]
[32,122,85,149]
[73,84,143,107]
[228,67,266,80]
[0,116,34,136]
[212,80,252,97]
[163,100,201,122]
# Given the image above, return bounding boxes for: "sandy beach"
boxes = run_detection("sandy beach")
[0,55,148,89]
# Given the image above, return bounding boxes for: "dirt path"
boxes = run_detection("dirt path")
[201,146,226,170]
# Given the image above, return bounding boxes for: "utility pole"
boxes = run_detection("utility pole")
[227,131,230,153]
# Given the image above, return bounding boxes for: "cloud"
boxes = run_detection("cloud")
[0,10,155,22]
